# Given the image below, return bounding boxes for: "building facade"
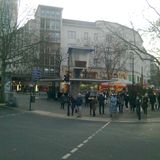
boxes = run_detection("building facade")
[34,5,63,78]
[20,5,151,94]
[61,19,150,84]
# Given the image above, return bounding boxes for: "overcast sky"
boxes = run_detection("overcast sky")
[19,0,159,29]
[18,0,160,53]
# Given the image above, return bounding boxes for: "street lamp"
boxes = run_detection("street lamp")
[132,52,135,84]
[66,47,72,116]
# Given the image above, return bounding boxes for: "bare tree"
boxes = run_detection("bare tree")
[0,0,40,102]
[94,34,129,80]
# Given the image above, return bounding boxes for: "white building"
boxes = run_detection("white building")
[61,19,150,84]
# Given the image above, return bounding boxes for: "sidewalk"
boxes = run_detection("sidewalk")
[9,93,160,123]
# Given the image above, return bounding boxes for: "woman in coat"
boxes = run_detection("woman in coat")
[109,94,118,117]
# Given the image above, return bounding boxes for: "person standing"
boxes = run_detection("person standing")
[157,92,160,110]
[98,93,105,115]
[89,96,98,117]
[109,94,118,118]
[135,93,142,120]
[85,91,90,107]
[117,92,125,113]
[60,93,66,109]
[70,95,76,116]
[129,94,136,112]
[124,92,129,109]
[142,93,149,115]
[149,92,156,111]
[75,93,83,117]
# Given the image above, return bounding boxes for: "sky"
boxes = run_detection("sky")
[18,0,160,53]
[18,0,159,29]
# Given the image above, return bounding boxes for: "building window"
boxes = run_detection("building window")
[50,32,60,42]
[55,32,60,40]
[44,68,49,74]
[68,31,76,39]
[46,19,50,29]
[40,18,45,28]
[54,32,60,42]
[94,33,98,41]
[45,56,49,65]
[84,32,88,40]
[55,20,60,30]
[50,21,55,29]
[50,20,60,30]
[137,76,140,83]
[50,55,55,65]
[128,75,132,82]
[93,58,98,67]
[55,11,61,19]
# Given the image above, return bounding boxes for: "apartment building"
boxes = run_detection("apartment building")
[34,5,63,78]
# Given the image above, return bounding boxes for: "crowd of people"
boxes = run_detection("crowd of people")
[59,88,160,119]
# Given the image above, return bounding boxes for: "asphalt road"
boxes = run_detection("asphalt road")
[0,111,160,160]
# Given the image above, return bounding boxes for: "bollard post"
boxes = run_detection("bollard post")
[67,97,70,116]
[29,88,32,111]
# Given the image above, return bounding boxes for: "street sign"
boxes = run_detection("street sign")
[32,68,41,82]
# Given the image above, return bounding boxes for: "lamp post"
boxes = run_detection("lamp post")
[66,48,72,116]
[132,52,135,84]
[131,24,136,85]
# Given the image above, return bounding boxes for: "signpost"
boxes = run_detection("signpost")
[32,68,41,82]
[29,68,41,110]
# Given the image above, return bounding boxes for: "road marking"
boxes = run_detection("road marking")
[0,112,26,119]
[83,140,88,143]
[88,136,92,140]
[77,143,84,148]
[70,148,78,153]
[62,153,71,159]
[61,122,110,159]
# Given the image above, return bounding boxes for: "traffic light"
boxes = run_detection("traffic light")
[64,74,69,82]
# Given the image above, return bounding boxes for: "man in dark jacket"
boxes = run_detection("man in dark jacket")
[98,93,105,115]
[142,93,149,115]
[149,93,156,111]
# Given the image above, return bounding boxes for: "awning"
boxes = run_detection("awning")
[68,47,94,53]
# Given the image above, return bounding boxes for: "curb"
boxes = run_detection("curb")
[30,110,160,123]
